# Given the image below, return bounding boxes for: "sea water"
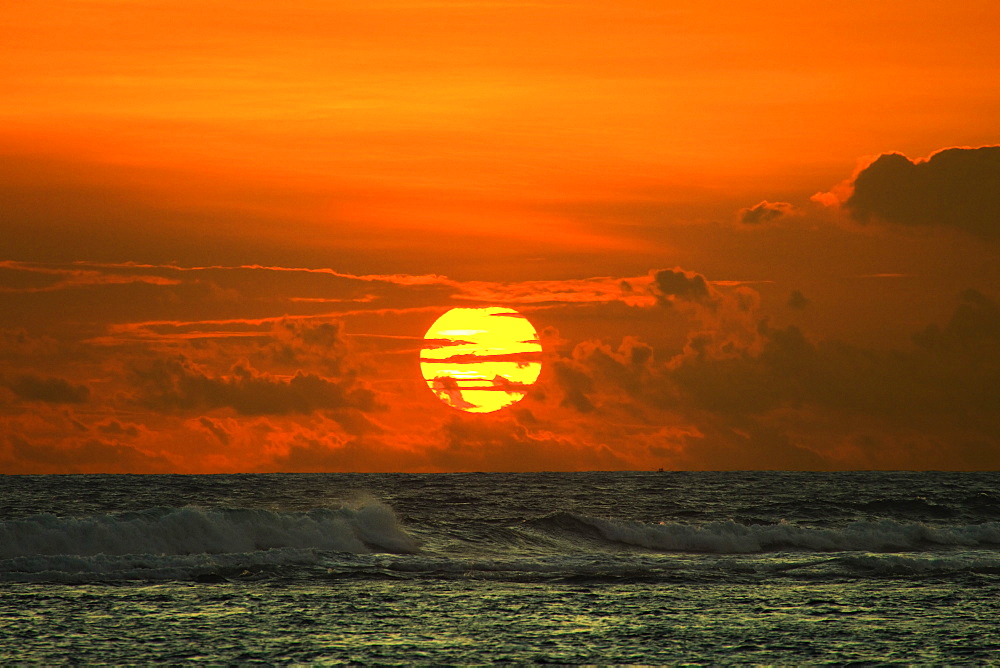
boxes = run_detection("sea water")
[2,472,999,664]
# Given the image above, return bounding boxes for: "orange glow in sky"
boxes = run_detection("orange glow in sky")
[2,1,1000,472]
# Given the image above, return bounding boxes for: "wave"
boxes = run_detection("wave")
[838,553,1000,576]
[6,499,1000,584]
[854,497,956,518]
[0,500,419,560]
[527,512,1000,554]
[0,547,328,584]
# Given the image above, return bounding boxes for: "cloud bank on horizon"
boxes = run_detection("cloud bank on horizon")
[2,155,1000,472]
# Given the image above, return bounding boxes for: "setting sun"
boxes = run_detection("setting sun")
[420,307,542,413]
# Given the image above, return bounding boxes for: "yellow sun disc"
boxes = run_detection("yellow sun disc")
[420,307,542,413]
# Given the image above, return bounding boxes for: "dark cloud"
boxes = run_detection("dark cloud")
[269,318,351,373]
[200,256,988,471]
[667,420,835,471]
[97,420,141,438]
[550,356,596,412]
[433,414,631,472]
[557,338,658,403]
[2,374,90,403]
[694,298,998,422]
[541,285,1000,468]
[669,320,931,418]
[910,288,1000,417]
[846,146,1000,239]
[738,200,795,225]
[649,268,713,304]
[2,434,171,474]
[913,288,1000,352]
[260,433,354,472]
[542,271,768,416]
[0,328,59,358]
[129,356,377,416]
[427,375,478,411]
[787,290,810,310]
[197,416,231,444]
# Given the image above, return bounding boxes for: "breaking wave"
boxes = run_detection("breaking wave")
[0,501,419,559]
[528,512,1000,554]
[5,494,1000,584]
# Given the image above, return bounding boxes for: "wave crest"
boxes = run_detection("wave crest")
[530,512,1000,553]
[0,501,419,559]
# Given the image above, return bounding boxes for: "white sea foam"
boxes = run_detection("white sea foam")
[0,501,419,559]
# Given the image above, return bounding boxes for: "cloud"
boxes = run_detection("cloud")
[197,416,231,444]
[787,290,810,309]
[669,320,913,417]
[540,269,767,415]
[97,420,141,438]
[846,146,1000,239]
[551,356,597,412]
[536,284,1000,469]
[913,288,1000,352]
[649,267,714,304]
[0,261,182,294]
[686,291,999,423]
[554,337,658,406]
[738,200,796,225]
[426,375,479,411]
[2,374,90,403]
[2,434,171,474]
[3,249,997,472]
[129,356,377,416]
[0,328,58,357]
[429,414,633,472]
[453,275,651,307]
[268,318,352,373]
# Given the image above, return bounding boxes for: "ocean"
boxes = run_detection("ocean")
[2,471,999,664]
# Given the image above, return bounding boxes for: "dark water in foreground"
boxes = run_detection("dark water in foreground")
[2,471,999,664]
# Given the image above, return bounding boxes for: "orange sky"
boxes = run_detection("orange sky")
[2,0,1000,472]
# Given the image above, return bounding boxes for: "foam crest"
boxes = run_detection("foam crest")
[563,514,1000,553]
[0,501,419,559]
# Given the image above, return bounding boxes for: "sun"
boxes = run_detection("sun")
[420,307,543,413]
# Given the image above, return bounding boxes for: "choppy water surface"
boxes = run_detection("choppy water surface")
[2,472,999,664]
